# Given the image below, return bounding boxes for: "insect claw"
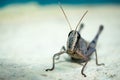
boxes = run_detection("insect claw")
[45,69,49,71]
[45,68,53,71]
[82,74,87,77]
[102,63,105,65]
[97,63,105,66]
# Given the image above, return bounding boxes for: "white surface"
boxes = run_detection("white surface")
[0,3,120,80]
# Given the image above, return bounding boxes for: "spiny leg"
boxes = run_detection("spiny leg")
[45,51,66,71]
[78,23,84,33]
[95,50,104,66]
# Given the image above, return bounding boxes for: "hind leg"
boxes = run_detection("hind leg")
[80,25,104,77]
[86,25,104,56]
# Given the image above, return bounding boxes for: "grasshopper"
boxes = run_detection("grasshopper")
[45,3,104,77]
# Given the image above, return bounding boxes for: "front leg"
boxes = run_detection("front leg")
[55,46,66,60]
[45,46,66,71]
[76,50,88,77]
[81,59,88,77]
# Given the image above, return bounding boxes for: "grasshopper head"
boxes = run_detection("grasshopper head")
[67,30,81,51]
[58,2,87,52]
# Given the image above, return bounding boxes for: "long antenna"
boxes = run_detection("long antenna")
[58,2,72,30]
[75,10,88,31]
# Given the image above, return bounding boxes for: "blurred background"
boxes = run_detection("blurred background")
[0,0,120,80]
[0,0,120,7]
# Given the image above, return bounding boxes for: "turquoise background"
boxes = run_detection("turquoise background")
[0,0,120,7]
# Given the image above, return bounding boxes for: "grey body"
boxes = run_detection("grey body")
[45,3,104,77]
[46,25,104,77]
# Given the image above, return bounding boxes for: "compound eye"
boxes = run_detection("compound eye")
[68,30,74,37]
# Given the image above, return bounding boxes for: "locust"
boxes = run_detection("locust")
[45,3,104,77]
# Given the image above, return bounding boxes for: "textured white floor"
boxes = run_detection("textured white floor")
[0,3,120,80]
